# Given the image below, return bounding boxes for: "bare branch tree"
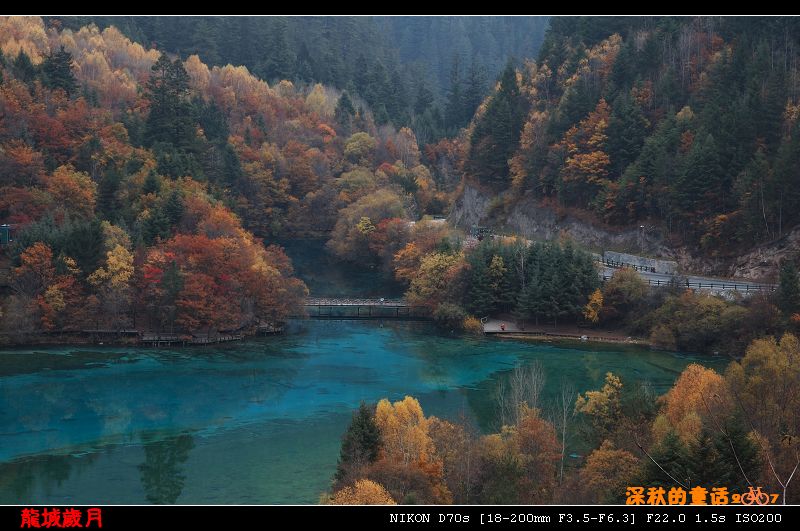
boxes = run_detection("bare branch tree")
[550,379,576,484]
[496,362,546,428]
[731,387,799,505]
[514,242,528,292]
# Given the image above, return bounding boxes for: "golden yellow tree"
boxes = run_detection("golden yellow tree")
[43,165,97,218]
[575,372,623,442]
[579,440,639,503]
[654,363,731,444]
[375,396,435,466]
[406,252,464,310]
[88,245,134,290]
[583,288,603,324]
[726,334,800,503]
[369,396,453,504]
[329,479,396,505]
[557,99,611,208]
[393,242,423,284]
[88,244,135,329]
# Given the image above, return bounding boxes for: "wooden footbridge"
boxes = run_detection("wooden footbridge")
[302,297,430,320]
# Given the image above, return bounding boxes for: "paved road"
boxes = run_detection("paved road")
[468,234,774,293]
[600,266,775,293]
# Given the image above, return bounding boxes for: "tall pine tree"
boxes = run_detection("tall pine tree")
[41,45,78,96]
[466,63,526,186]
[145,54,196,149]
[778,261,800,318]
[334,403,381,488]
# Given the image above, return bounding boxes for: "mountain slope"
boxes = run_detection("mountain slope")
[459,16,800,268]
[49,16,549,140]
[0,16,450,338]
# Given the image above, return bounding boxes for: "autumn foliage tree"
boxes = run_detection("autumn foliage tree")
[327,189,406,263]
[87,243,134,330]
[428,417,477,504]
[374,397,438,467]
[579,440,639,503]
[10,242,83,331]
[583,288,603,324]
[599,268,647,323]
[141,224,306,336]
[557,99,611,210]
[652,364,732,444]
[42,165,97,219]
[405,252,464,312]
[575,372,624,445]
[475,406,559,504]
[369,398,449,503]
[726,334,800,503]
[329,479,396,505]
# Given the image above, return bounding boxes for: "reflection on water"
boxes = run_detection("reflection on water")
[0,453,97,503]
[275,238,404,298]
[0,320,725,504]
[139,434,194,504]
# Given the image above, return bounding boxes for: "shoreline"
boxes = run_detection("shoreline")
[0,323,651,350]
[495,331,651,348]
[0,331,261,349]
[482,318,650,347]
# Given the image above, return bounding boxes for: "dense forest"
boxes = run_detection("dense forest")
[48,16,549,142]
[462,17,800,255]
[0,16,450,340]
[4,16,800,350]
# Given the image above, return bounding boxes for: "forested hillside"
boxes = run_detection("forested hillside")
[48,16,549,141]
[463,16,800,256]
[4,16,800,342]
[0,16,452,340]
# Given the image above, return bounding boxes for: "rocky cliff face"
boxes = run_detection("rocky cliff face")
[449,183,787,281]
[448,184,492,230]
[504,200,646,253]
[727,226,800,281]
[450,183,670,254]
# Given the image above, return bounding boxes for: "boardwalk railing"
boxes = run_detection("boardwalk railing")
[601,276,776,292]
[301,297,430,320]
[305,297,408,306]
[139,332,244,345]
[601,259,659,273]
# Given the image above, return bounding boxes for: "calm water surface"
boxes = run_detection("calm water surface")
[0,320,724,504]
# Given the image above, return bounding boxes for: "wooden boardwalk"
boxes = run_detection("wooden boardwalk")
[302,297,428,320]
[482,319,636,343]
[139,332,244,346]
[305,297,408,306]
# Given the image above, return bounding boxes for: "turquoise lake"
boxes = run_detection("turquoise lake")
[0,319,725,504]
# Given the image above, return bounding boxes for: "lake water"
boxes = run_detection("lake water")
[0,320,725,504]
